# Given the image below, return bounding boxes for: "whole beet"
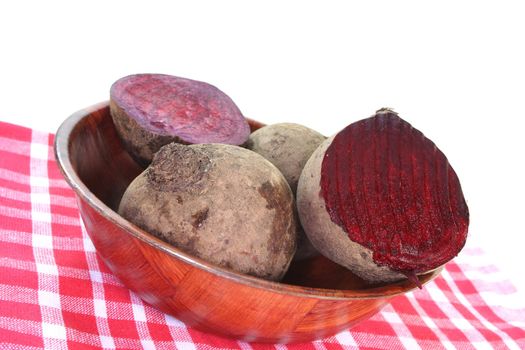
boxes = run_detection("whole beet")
[119,142,296,281]
[247,123,325,193]
[247,123,325,260]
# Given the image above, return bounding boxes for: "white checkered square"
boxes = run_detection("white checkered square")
[83,237,96,252]
[36,262,59,276]
[99,335,115,349]
[31,210,52,223]
[165,314,185,327]
[30,192,51,204]
[141,340,155,350]
[175,342,197,350]
[450,317,474,331]
[42,322,67,340]
[94,299,107,318]
[29,175,49,187]
[335,330,357,346]
[132,302,147,322]
[32,234,53,249]
[30,142,49,161]
[38,290,61,309]
[89,270,103,284]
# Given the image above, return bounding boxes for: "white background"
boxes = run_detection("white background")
[1,1,524,293]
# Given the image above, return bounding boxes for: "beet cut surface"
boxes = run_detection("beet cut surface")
[110,74,250,145]
[320,109,469,274]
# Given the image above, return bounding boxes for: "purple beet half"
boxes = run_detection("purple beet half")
[110,74,250,166]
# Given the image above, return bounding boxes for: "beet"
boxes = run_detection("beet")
[110,74,250,166]
[323,108,469,273]
[118,143,296,281]
[246,123,326,260]
[297,108,469,284]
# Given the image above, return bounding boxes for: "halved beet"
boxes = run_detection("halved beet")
[110,74,250,166]
[297,108,469,285]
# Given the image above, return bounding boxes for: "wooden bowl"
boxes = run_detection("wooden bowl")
[54,102,442,343]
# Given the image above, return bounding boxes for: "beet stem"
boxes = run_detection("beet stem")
[403,270,423,289]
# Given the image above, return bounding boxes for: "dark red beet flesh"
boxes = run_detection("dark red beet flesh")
[110,74,250,145]
[320,109,469,274]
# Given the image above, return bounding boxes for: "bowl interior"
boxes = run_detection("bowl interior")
[58,102,440,298]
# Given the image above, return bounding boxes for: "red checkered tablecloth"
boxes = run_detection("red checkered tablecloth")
[1,120,524,350]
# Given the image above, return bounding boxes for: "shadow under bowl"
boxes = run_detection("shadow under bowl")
[54,102,441,343]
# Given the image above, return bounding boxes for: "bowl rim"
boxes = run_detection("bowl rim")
[54,101,442,301]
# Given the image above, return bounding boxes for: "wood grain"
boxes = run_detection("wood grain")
[54,102,442,343]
